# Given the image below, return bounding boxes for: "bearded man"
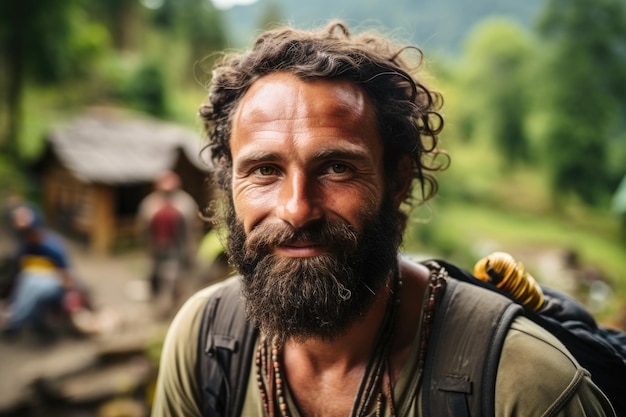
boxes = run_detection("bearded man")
[151,21,615,417]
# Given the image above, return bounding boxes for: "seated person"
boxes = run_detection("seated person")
[2,206,74,340]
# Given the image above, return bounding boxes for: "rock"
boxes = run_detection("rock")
[33,356,153,405]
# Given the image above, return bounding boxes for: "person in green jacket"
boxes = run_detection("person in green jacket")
[152,21,616,417]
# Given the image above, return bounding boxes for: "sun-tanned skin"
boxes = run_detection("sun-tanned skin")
[229,72,430,417]
[151,21,616,417]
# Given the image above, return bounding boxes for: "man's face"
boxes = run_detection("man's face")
[226,72,404,342]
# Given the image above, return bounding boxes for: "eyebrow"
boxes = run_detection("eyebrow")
[234,150,281,173]
[311,148,373,164]
[234,147,373,172]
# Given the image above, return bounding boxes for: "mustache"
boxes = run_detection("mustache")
[244,219,359,257]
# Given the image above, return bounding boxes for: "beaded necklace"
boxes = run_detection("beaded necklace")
[254,265,445,417]
[255,269,402,417]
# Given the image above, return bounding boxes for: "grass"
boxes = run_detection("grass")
[403,198,626,324]
[411,82,626,325]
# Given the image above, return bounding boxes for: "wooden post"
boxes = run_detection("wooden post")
[91,184,115,255]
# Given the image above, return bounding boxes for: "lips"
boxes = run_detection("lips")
[275,239,326,257]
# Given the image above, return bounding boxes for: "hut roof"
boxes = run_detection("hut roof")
[41,108,210,184]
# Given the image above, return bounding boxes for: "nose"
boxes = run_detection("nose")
[276,172,322,228]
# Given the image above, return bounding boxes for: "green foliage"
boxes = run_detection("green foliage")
[0,155,28,200]
[0,0,110,160]
[87,0,141,50]
[532,0,626,204]
[0,0,109,84]
[458,18,532,165]
[543,113,607,205]
[151,0,227,66]
[122,61,170,118]
[0,0,230,161]
[403,198,626,320]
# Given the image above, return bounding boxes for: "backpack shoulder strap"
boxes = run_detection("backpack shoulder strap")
[421,261,523,417]
[197,277,258,417]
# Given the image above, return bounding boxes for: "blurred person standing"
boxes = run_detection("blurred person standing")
[137,171,199,312]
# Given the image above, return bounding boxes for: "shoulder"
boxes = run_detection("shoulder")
[152,277,241,417]
[496,316,615,417]
[173,190,198,212]
[160,276,241,363]
[398,256,431,298]
[37,231,70,266]
[42,231,67,249]
[137,193,161,218]
[503,316,579,370]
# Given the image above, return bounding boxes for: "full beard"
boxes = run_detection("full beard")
[226,194,404,344]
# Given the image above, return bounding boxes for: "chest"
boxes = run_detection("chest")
[288,375,363,417]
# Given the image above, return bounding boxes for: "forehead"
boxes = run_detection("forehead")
[232,72,377,139]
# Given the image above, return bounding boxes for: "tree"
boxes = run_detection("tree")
[458,19,533,165]
[0,0,108,161]
[90,0,142,51]
[151,0,227,66]
[534,0,626,204]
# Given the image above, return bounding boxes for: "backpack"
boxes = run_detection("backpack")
[423,259,626,417]
[196,260,626,417]
[197,279,258,417]
[149,200,184,249]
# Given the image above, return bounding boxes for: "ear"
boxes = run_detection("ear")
[393,156,412,207]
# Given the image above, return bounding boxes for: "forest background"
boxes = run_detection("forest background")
[1,0,625,325]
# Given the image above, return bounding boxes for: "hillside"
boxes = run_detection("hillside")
[222,0,543,55]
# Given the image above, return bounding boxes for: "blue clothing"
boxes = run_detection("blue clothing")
[6,231,70,333]
[6,272,65,331]
[17,232,69,272]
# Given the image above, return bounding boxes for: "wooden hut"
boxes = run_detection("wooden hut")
[32,108,211,254]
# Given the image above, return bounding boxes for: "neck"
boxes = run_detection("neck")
[272,278,397,417]
[282,282,393,374]
[257,258,432,417]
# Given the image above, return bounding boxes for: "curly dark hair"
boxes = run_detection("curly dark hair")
[199,20,448,209]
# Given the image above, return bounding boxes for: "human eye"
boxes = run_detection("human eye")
[324,163,351,175]
[253,165,278,177]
